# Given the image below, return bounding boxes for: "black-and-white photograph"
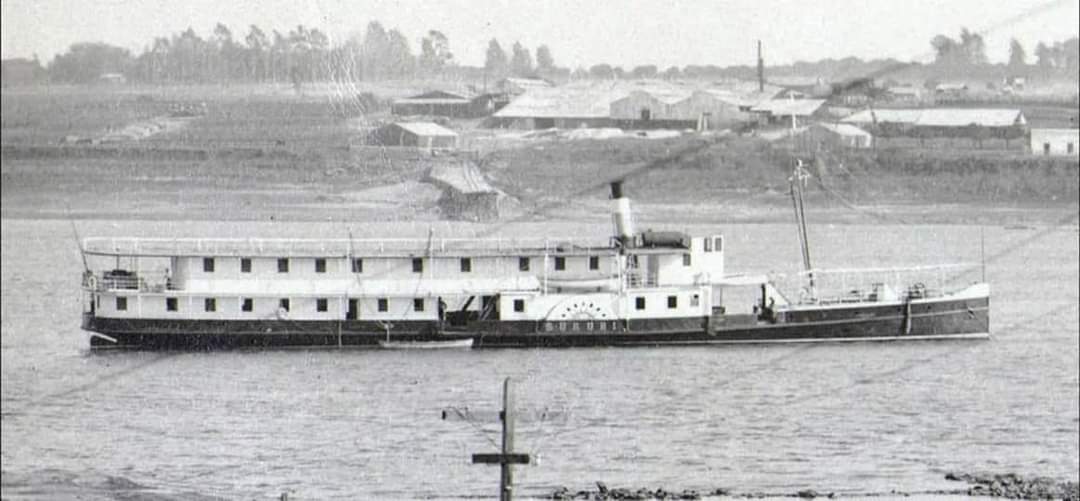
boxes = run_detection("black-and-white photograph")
[2,1,1078,499]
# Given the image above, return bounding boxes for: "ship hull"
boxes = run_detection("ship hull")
[83,295,989,350]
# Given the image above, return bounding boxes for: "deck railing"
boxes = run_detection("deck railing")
[82,236,613,257]
[772,263,980,303]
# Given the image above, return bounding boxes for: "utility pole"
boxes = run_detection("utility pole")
[471,378,530,501]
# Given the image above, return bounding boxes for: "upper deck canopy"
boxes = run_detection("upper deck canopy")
[82,236,615,258]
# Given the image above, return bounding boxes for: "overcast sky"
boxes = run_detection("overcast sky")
[2,0,1078,68]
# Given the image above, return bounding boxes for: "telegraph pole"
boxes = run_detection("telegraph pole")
[471,378,530,501]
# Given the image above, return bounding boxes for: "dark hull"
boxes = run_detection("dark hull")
[83,295,989,350]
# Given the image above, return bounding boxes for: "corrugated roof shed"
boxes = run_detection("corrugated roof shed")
[394,122,458,137]
[915,109,1026,127]
[815,122,872,137]
[841,108,1026,127]
[751,99,826,116]
[493,81,632,119]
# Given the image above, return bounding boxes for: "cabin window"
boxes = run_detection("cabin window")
[635,297,646,310]
[412,258,423,273]
[667,296,678,309]
[513,299,525,312]
[714,237,723,252]
[203,257,215,272]
[279,298,290,312]
[1069,143,1075,154]
[205,298,216,312]
[683,254,692,266]
[1044,142,1051,155]
[352,258,363,273]
[377,298,389,312]
[640,108,651,121]
[691,294,700,307]
[554,256,566,270]
[242,298,253,312]
[315,258,326,273]
[704,238,712,252]
[116,297,127,311]
[413,298,425,312]
[316,298,328,312]
[166,297,178,311]
[460,257,472,272]
[519,257,530,271]
[589,256,599,270]
[241,258,252,273]
[277,258,289,273]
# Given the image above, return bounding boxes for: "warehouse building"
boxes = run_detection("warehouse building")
[1030,128,1079,156]
[371,122,458,149]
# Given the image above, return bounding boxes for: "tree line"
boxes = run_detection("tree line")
[28,22,1080,85]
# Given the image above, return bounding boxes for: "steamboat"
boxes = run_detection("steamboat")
[79,174,989,350]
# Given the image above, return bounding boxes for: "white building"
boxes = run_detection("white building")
[1030,128,1079,156]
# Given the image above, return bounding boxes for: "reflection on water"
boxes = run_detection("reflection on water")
[2,219,1077,499]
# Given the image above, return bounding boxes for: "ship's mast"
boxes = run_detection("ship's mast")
[789,160,815,297]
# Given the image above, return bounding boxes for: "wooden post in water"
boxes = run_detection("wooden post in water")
[472,377,530,501]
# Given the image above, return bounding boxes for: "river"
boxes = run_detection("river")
[2,218,1077,499]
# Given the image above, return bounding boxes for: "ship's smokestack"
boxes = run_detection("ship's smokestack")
[757,40,765,92]
[611,181,635,247]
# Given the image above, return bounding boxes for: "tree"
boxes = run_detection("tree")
[631,65,658,79]
[484,39,508,79]
[535,45,554,71]
[931,28,986,66]
[361,22,389,80]
[1008,38,1027,68]
[588,63,614,79]
[245,25,269,80]
[48,42,134,83]
[419,30,452,76]
[958,28,987,65]
[385,28,415,77]
[1035,42,1054,68]
[510,41,533,76]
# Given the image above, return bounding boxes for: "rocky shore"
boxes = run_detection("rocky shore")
[549,472,1080,500]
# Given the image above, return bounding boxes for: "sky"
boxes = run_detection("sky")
[2,0,1078,68]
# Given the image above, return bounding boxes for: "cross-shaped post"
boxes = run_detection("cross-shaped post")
[472,377,530,501]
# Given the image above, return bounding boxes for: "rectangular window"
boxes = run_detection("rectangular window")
[242,298,253,312]
[377,298,389,312]
[704,238,712,252]
[519,257,530,271]
[589,256,599,270]
[203,257,215,272]
[683,254,692,266]
[714,237,723,252]
[554,256,565,270]
[460,257,472,272]
[513,299,525,312]
[205,298,216,312]
[279,298,290,312]
[635,297,646,310]
[166,297,178,311]
[1069,143,1075,154]
[315,258,326,273]
[667,295,678,309]
[277,258,289,273]
[352,258,363,273]
[1044,142,1051,155]
[316,298,328,312]
[691,294,700,307]
[240,258,252,273]
[116,296,127,311]
[412,258,423,273]
[413,298,424,312]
